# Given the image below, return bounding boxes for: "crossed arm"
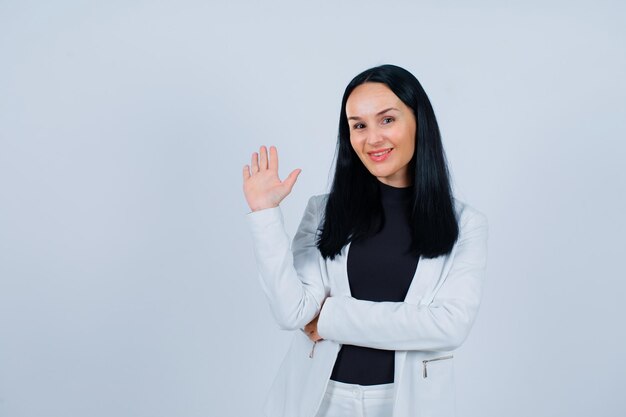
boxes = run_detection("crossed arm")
[247,194,488,352]
[316,210,488,351]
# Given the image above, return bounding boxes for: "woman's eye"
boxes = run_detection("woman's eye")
[382,117,394,124]
[353,123,365,129]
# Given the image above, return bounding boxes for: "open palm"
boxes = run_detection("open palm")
[243,146,301,212]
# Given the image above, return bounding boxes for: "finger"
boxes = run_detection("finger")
[309,333,322,342]
[251,152,259,172]
[259,145,268,171]
[268,146,278,172]
[282,168,302,193]
[243,165,251,180]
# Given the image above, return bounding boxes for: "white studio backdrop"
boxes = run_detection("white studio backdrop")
[1,1,625,416]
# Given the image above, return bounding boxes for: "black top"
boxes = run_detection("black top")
[330,180,419,385]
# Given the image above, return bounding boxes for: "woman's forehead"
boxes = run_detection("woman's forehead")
[346,83,404,117]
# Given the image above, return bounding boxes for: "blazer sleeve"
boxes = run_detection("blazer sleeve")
[246,195,327,330]
[316,209,488,351]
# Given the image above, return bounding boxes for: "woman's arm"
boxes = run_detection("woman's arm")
[247,194,327,331]
[316,209,488,351]
[244,146,326,330]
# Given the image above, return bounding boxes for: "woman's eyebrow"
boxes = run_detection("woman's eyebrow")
[348,107,400,120]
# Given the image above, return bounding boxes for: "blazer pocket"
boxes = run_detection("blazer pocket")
[417,354,456,417]
[422,354,453,378]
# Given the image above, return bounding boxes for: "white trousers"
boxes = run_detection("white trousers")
[314,380,395,417]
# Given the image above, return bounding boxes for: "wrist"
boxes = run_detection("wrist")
[250,203,279,212]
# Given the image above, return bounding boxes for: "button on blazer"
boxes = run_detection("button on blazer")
[247,194,489,417]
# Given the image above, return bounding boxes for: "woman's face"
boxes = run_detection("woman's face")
[346,82,416,188]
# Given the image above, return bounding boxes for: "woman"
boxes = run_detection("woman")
[242,64,488,417]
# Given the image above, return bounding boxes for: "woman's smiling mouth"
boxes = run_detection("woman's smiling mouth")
[367,148,393,162]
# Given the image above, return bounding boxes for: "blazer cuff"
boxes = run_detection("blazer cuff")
[317,296,343,341]
[246,206,284,234]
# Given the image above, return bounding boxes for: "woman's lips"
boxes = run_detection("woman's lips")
[368,148,392,162]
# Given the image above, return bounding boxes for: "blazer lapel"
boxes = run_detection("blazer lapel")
[395,253,448,392]
[404,254,448,304]
[326,242,352,297]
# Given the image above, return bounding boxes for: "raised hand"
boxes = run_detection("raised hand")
[243,145,301,212]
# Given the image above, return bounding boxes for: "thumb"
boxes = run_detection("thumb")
[282,168,301,194]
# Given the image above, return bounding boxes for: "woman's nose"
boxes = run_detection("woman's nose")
[366,127,385,147]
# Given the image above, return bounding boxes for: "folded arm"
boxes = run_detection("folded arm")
[316,210,488,351]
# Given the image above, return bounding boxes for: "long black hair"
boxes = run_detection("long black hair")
[317,64,459,260]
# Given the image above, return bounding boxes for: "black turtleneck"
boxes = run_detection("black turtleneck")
[329,180,419,385]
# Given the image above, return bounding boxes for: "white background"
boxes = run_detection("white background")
[1,1,625,416]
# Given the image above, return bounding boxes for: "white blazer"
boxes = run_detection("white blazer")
[247,194,488,417]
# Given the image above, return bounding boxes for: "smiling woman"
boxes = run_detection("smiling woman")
[242,64,488,417]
